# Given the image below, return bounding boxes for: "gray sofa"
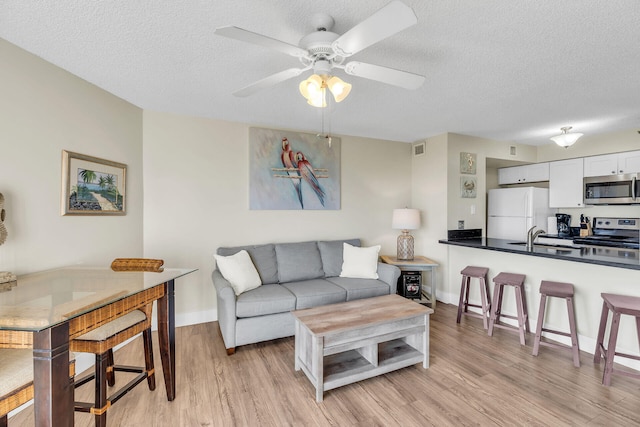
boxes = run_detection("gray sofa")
[211,239,401,354]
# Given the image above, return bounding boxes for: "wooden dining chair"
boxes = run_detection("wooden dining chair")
[1,348,75,427]
[71,258,164,427]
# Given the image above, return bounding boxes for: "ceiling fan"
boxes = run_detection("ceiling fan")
[215,1,426,98]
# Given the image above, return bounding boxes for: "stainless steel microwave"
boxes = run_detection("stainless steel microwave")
[584,173,640,205]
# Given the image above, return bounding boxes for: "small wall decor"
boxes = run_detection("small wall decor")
[61,150,126,215]
[249,127,341,210]
[460,152,477,175]
[460,176,477,198]
[0,192,7,245]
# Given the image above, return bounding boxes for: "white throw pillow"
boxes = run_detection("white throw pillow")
[214,250,262,296]
[339,243,381,279]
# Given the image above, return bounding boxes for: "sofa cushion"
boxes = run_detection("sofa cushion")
[339,243,381,279]
[214,250,262,296]
[236,284,296,318]
[275,241,324,283]
[317,238,361,277]
[326,277,391,301]
[281,279,347,309]
[217,244,278,285]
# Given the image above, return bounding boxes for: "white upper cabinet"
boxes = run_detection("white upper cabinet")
[618,151,640,174]
[549,158,584,208]
[584,151,640,177]
[498,162,549,185]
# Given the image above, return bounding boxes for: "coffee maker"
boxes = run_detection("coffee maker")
[556,213,571,237]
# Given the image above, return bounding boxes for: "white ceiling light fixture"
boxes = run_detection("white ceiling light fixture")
[551,126,583,148]
[299,71,352,108]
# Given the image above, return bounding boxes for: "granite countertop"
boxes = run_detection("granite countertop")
[439,237,640,271]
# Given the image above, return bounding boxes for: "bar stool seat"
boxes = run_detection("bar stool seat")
[488,272,529,345]
[456,266,491,329]
[594,293,640,386]
[532,280,580,367]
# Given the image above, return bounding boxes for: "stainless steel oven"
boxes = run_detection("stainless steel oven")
[584,173,640,205]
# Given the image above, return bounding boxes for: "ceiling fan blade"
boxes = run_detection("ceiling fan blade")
[332,1,417,57]
[233,68,307,97]
[215,26,308,58]
[344,61,425,90]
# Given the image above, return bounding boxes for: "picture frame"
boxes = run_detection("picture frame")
[460,176,477,198]
[61,150,126,215]
[460,152,477,175]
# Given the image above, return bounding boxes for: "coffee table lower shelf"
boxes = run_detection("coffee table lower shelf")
[321,339,424,392]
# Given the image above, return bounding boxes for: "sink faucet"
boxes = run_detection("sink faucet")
[526,226,546,249]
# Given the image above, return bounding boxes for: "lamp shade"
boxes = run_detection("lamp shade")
[326,76,351,102]
[392,208,420,230]
[299,75,326,107]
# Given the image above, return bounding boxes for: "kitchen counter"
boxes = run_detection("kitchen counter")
[439,237,640,271]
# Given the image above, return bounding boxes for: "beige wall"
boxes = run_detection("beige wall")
[0,38,144,274]
[142,111,413,324]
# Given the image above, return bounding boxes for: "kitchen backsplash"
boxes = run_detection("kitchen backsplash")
[559,205,640,226]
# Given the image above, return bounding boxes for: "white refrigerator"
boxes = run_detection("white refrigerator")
[487,187,554,241]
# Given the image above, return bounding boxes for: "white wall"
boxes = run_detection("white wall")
[142,110,413,325]
[0,38,144,274]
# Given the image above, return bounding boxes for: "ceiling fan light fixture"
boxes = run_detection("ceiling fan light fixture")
[551,126,583,148]
[299,74,351,108]
[299,74,326,107]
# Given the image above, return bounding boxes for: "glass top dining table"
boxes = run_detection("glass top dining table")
[0,266,196,426]
[0,266,195,331]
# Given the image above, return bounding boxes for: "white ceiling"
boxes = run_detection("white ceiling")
[2,1,639,145]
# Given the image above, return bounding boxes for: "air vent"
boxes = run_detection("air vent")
[413,142,425,157]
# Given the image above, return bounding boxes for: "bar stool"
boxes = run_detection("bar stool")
[594,293,640,386]
[456,266,491,329]
[488,272,529,345]
[532,280,580,367]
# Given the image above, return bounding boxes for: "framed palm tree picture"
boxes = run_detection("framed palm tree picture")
[61,150,126,215]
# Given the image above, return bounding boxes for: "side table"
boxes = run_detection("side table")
[380,255,439,308]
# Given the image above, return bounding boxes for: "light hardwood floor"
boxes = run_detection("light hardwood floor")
[10,303,640,426]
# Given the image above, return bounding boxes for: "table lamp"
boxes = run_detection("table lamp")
[392,208,421,260]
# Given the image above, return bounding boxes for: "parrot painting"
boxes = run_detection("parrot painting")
[281,138,303,208]
[296,151,325,206]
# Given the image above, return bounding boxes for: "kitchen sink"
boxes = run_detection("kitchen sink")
[507,241,578,249]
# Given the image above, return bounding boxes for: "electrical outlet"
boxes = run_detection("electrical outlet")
[458,220,464,229]
[471,204,476,215]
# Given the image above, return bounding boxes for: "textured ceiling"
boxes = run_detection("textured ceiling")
[2,1,639,145]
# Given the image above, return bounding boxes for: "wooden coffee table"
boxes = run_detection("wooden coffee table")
[292,294,433,401]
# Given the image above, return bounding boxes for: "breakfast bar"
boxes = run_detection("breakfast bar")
[439,236,640,372]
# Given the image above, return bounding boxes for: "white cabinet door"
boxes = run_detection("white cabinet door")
[526,162,549,182]
[618,150,640,174]
[550,158,584,207]
[498,166,522,185]
[584,154,619,177]
[498,163,549,185]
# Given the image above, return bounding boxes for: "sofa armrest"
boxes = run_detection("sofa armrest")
[211,269,237,350]
[376,262,401,294]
